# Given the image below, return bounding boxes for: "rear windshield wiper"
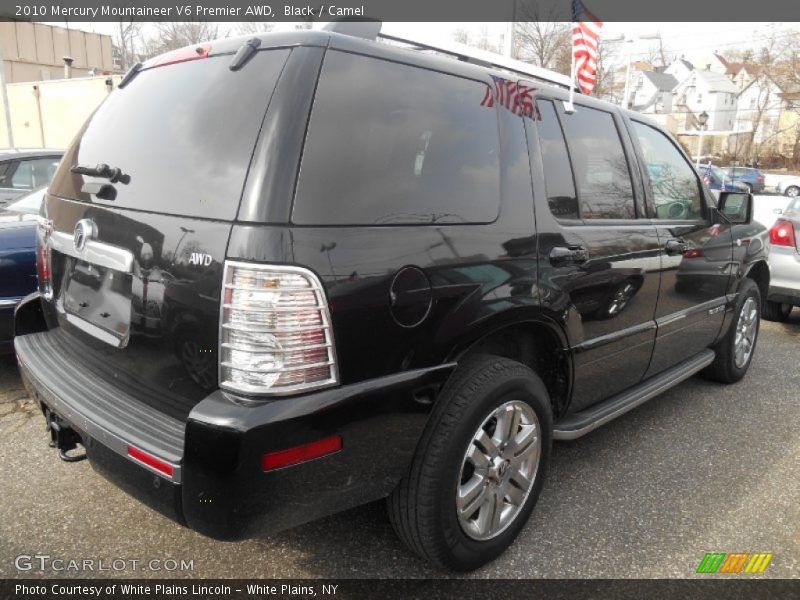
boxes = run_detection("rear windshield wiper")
[118,62,142,89]
[229,38,261,71]
[71,163,131,185]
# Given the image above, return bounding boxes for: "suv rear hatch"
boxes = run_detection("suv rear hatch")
[39,45,291,421]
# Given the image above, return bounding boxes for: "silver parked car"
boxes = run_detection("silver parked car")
[764,197,800,321]
[0,149,63,207]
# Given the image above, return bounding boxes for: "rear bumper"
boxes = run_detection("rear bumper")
[15,329,454,540]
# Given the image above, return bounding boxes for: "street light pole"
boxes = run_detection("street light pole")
[620,32,661,109]
[695,110,709,168]
[622,39,633,109]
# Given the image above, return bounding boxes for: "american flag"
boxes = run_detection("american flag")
[481,76,537,118]
[571,0,603,95]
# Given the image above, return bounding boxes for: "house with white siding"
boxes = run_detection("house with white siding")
[673,69,740,132]
[628,71,678,115]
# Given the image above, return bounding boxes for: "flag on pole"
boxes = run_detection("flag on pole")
[571,0,603,95]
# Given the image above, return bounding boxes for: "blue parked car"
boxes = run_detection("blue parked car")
[0,188,42,354]
[697,164,749,193]
[723,166,766,193]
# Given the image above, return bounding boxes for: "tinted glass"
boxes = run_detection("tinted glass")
[293,51,500,225]
[49,50,289,220]
[633,121,703,220]
[559,106,635,219]
[20,157,60,189]
[535,100,578,219]
[11,161,33,189]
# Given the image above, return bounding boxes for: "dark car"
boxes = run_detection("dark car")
[14,24,770,571]
[0,188,43,353]
[0,149,63,207]
[698,164,749,193]
[723,166,766,193]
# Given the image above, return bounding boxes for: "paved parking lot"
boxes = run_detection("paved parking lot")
[1,315,798,579]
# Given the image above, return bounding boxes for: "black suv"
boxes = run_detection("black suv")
[14,24,769,571]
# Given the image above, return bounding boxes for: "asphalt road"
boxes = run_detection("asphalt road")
[0,315,798,579]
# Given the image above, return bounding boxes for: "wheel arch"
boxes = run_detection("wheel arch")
[744,259,770,303]
[443,313,572,417]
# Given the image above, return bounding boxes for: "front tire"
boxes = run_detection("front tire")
[388,355,552,571]
[704,279,761,383]
[763,300,793,322]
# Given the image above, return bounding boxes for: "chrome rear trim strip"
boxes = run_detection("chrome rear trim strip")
[50,230,135,273]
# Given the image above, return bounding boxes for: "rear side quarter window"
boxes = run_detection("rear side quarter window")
[292,51,500,226]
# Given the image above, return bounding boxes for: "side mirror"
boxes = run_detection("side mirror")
[717,191,753,224]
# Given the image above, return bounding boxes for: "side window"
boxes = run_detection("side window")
[631,121,703,220]
[535,100,578,220]
[10,161,33,189]
[29,158,60,189]
[559,106,636,219]
[9,158,58,190]
[293,51,500,225]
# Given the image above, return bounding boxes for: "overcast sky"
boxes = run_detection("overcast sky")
[52,21,796,68]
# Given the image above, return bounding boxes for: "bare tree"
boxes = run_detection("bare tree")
[233,22,275,36]
[452,28,471,45]
[513,4,571,68]
[642,37,674,70]
[114,20,141,71]
[740,39,782,160]
[140,22,222,58]
[450,26,503,54]
[591,41,621,101]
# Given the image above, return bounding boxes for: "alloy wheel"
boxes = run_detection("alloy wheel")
[734,296,759,369]
[456,400,541,541]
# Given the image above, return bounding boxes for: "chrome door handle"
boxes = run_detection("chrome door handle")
[549,245,589,266]
[665,239,689,256]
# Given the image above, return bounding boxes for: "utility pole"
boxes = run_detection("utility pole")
[0,40,15,148]
[504,0,517,58]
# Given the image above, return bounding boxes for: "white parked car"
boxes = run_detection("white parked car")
[775,176,800,197]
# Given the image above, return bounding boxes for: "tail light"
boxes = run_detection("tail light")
[36,217,53,300]
[219,261,338,396]
[769,220,798,248]
[757,175,765,182]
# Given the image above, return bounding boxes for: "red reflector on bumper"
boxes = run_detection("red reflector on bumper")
[261,435,342,471]
[127,445,174,478]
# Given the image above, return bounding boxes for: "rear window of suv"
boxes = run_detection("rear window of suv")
[292,51,500,226]
[49,50,290,220]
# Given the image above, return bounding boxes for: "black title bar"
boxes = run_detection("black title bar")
[2,0,800,22]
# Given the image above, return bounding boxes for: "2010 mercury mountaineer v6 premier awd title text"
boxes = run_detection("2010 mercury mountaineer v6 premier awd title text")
[14,21,769,571]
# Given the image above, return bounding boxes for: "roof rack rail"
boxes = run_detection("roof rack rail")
[323,19,573,90]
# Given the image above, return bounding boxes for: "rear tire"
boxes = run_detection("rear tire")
[785,185,800,197]
[763,300,793,322]
[388,355,552,571]
[704,279,761,383]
